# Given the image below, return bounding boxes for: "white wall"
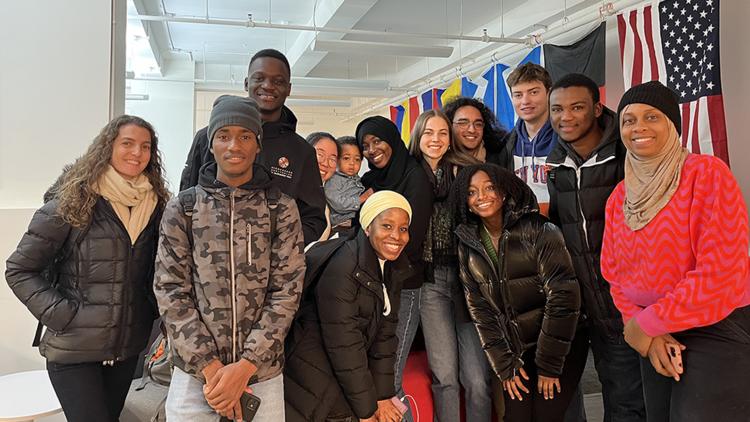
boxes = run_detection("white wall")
[194,91,360,140]
[0,0,115,396]
[0,2,118,421]
[721,1,750,208]
[126,78,195,193]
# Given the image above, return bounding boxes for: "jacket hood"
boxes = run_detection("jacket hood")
[198,161,273,191]
[547,107,620,166]
[262,105,298,139]
[513,118,558,157]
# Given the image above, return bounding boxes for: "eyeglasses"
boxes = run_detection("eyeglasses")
[315,149,338,167]
[452,119,485,130]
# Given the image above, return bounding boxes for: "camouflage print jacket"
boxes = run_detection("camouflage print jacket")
[154,163,305,383]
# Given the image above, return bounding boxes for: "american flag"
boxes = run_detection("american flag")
[617,0,728,163]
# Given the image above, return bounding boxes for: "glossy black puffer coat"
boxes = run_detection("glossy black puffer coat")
[455,198,581,381]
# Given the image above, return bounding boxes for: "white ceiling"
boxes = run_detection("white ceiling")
[128,0,621,114]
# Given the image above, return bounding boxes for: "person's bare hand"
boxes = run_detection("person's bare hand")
[537,375,561,400]
[502,367,530,401]
[359,188,374,204]
[647,334,686,381]
[624,317,653,356]
[203,359,257,417]
[374,399,402,422]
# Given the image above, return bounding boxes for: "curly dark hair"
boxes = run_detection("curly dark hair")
[450,163,538,226]
[442,97,508,155]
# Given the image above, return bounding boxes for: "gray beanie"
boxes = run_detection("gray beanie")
[208,95,263,146]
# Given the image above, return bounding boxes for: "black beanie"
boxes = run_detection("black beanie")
[617,81,682,135]
[208,95,263,146]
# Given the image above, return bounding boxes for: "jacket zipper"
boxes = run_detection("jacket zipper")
[229,190,238,362]
[496,231,524,357]
[251,223,253,265]
[554,155,616,320]
[461,230,523,358]
[108,224,136,365]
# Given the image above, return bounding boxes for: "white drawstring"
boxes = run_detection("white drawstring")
[382,283,391,316]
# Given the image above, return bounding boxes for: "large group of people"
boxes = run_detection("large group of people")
[5,48,749,422]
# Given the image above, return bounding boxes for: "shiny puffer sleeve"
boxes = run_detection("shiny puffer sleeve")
[534,221,581,377]
[5,201,79,332]
[457,244,522,381]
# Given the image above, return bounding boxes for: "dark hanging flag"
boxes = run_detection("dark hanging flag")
[543,22,607,87]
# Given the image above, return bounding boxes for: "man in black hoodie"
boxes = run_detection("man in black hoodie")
[546,74,646,422]
[180,49,326,245]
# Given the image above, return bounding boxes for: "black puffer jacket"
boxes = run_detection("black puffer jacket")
[284,231,412,421]
[5,198,161,364]
[455,192,580,380]
[546,107,626,340]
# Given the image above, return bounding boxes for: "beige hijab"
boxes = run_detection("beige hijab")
[96,165,158,244]
[622,116,688,231]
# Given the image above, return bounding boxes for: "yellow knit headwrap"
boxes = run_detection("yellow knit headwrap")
[359,190,412,229]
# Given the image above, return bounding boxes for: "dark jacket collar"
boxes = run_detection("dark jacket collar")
[355,229,411,291]
[198,162,273,193]
[261,106,298,140]
[547,107,620,166]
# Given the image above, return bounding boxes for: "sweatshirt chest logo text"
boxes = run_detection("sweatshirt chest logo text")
[271,156,293,179]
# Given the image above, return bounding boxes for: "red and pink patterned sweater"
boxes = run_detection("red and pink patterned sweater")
[601,153,750,337]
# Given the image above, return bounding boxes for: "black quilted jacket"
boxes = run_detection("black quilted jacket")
[284,231,414,421]
[5,198,161,364]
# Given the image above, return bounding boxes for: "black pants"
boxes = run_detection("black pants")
[46,356,139,422]
[640,306,750,422]
[503,329,590,422]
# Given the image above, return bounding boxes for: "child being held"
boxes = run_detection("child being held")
[324,136,371,229]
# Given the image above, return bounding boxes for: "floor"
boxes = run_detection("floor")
[120,353,608,422]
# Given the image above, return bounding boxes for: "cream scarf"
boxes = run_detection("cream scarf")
[96,165,158,244]
[623,122,688,231]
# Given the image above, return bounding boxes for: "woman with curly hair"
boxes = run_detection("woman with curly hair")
[6,115,170,422]
[451,163,586,422]
[442,97,510,170]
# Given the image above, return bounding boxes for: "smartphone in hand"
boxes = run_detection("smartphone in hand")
[666,343,683,374]
[240,389,262,421]
[390,396,408,415]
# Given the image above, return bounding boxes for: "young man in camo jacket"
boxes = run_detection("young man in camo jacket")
[154,95,305,421]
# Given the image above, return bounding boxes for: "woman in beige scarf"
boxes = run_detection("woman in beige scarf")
[6,115,170,422]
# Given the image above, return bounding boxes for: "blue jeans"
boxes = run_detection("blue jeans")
[421,266,492,422]
[590,327,646,422]
[394,288,422,422]
[167,367,285,421]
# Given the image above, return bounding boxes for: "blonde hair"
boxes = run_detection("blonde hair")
[53,115,170,227]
